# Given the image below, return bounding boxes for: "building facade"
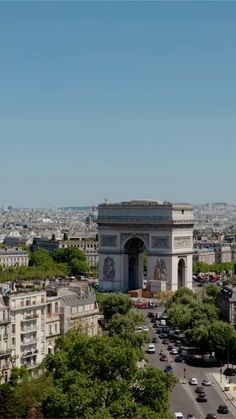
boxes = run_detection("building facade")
[98,200,194,292]
[0,248,29,268]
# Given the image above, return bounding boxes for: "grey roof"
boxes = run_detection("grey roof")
[58,287,95,307]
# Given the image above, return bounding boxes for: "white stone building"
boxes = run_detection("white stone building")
[0,248,29,268]
[98,200,194,292]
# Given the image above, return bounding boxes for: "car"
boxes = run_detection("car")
[168,344,174,350]
[196,393,207,402]
[174,355,183,363]
[202,378,211,386]
[195,386,204,394]
[174,413,184,419]
[171,348,178,355]
[148,312,155,318]
[189,378,198,385]
[136,326,143,332]
[187,415,196,419]
[223,367,236,376]
[147,343,155,354]
[164,365,173,373]
[175,340,182,347]
[142,326,149,332]
[217,405,229,414]
[162,339,169,345]
[152,337,158,343]
[159,333,166,339]
[205,415,217,419]
[160,349,165,355]
[160,354,168,361]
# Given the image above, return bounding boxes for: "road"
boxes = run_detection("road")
[141,309,236,419]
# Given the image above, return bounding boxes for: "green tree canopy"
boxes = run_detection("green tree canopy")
[98,293,132,322]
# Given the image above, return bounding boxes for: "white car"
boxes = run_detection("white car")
[142,326,149,332]
[189,378,198,385]
[147,343,155,354]
[136,326,143,332]
[171,348,178,355]
[174,413,185,419]
[202,378,211,386]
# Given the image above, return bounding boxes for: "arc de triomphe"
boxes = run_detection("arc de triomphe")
[97,200,194,292]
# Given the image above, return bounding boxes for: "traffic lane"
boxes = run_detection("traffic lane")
[145,320,235,419]
[147,342,235,419]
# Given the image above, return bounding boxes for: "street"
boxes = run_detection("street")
[141,308,236,419]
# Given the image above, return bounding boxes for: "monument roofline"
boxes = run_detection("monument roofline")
[99,200,193,209]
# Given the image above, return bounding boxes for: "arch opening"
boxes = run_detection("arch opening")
[124,237,145,290]
[178,258,185,288]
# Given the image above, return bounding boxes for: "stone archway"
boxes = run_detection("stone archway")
[124,237,145,290]
[178,258,185,288]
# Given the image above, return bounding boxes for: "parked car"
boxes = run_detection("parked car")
[174,355,183,363]
[217,405,229,414]
[205,414,217,419]
[174,413,184,419]
[189,378,198,385]
[171,348,178,355]
[164,365,173,373]
[223,367,236,376]
[196,394,207,402]
[202,378,211,386]
[160,354,168,362]
[142,326,149,332]
[187,415,196,419]
[148,312,155,318]
[152,337,158,343]
[162,339,169,345]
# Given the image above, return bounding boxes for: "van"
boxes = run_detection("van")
[147,344,155,354]
[160,319,166,326]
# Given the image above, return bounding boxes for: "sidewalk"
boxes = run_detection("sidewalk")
[211,372,236,409]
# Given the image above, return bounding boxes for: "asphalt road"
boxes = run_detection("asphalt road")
[141,308,236,419]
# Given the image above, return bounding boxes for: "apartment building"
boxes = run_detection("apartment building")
[0,282,100,382]
[0,248,29,268]
[219,286,236,326]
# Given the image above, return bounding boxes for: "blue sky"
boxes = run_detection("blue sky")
[1,1,236,207]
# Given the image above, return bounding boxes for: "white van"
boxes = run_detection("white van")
[147,343,155,354]
[174,413,185,419]
[160,319,166,326]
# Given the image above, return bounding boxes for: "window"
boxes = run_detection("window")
[12,324,15,334]
[182,210,184,215]
[26,299,30,306]
[55,324,58,333]
[49,325,52,335]
[41,296,44,304]
[55,302,58,313]
[12,337,15,346]
[20,300,24,307]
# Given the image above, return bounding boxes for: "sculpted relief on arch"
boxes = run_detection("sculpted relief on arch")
[103,257,115,281]
[154,259,167,281]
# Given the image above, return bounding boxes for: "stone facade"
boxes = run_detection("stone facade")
[98,200,194,292]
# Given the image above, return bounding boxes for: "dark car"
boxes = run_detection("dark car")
[174,355,183,363]
[152,337,158,343]
[223,367,236,376]
[164,365,173,373]
[217,405,229,414]
[162,339,169,345]
[167,344,174,351]
[148,312,155,318]
[205,415,217,419]
[195,386,204,394]
[196,394,207,402]
[159,333,166,339]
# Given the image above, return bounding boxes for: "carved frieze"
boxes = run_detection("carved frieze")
[152,236,169,249]
[174,236,192,249]
[103,257,115,281]
[101,235,117,247]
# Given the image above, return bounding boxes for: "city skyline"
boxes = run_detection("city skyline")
[1,2,236,207]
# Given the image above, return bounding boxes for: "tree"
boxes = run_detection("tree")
[193,261,209,274]
[29,248,53,268]
[70,258,89,276]
[51,234,56,241]
[63,233,69,241]
[99,293,132,322]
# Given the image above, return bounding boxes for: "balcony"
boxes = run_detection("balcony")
[0,349,11,358]
[21,327,37,334]
[21,314,38,322]
[0,318,10,326]
[21,349,38,358]
[21,339,37,346]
